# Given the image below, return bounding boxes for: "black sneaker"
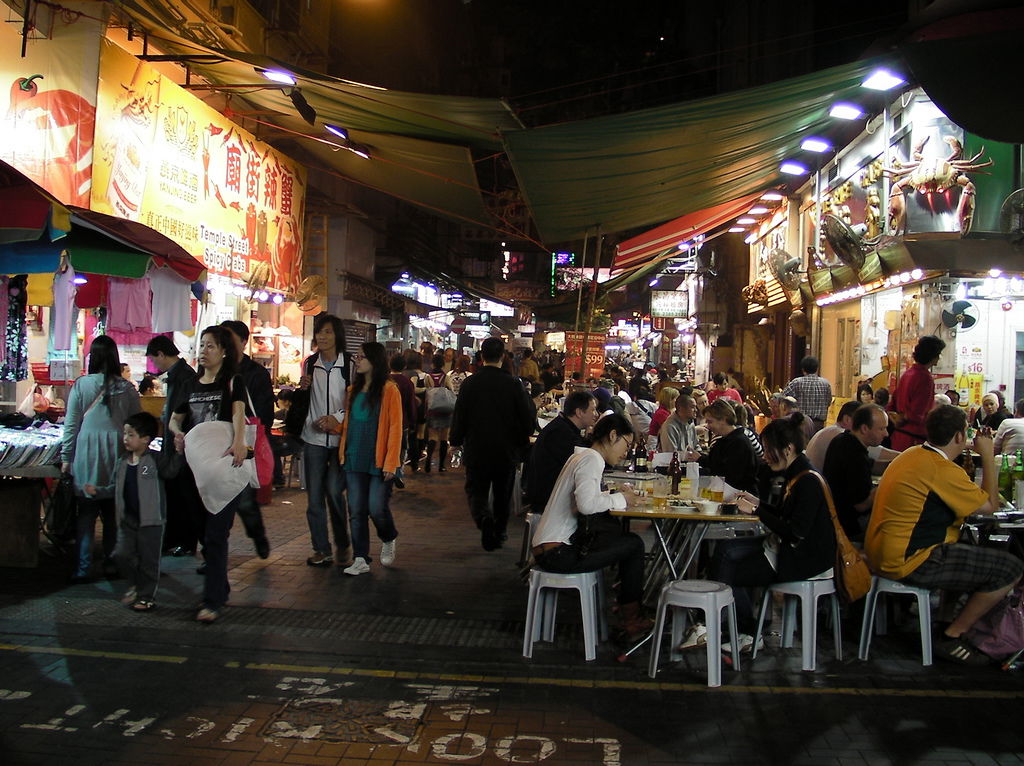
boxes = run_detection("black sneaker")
[936,635,990,667]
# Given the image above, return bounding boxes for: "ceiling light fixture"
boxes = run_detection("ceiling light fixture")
[258,68,296,86]
[324,124,349,140]
[736,217,756,224]
[347,143,372,160]
[829,102,863,120]
[744,234,757,244]
[728,226,745,233]
[748,206,769,215]
[861,68,905,91]
[272,293,284,305]
[760,191,784,201]
[780,161,808,175]
[649,278,660,287]
[800,137,831,153]
[72,275,88,285]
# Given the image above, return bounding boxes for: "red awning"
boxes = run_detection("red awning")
[68,207,207,283]
[613,192,765,272]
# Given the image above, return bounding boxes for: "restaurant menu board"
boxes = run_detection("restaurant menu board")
[91,40,307,292]
[564,331,606,381]
[0,5,102,207]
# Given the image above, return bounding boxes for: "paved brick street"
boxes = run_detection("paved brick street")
[2,469,1023,765]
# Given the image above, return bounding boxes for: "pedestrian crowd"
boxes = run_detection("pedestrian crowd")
[60,327,1023,665]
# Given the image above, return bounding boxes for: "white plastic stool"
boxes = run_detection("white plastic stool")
[522,568,607,661]
[752,578,843,671]
[648,580,740,687]
[858,575,933,666]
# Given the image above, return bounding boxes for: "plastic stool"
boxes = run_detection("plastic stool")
[858,575,933,666]
[752,578,843,671]
[648,580,740,687]
[523,568,607,661]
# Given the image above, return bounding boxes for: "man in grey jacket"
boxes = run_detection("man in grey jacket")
[658,392,699,454]
[297,314,352,567]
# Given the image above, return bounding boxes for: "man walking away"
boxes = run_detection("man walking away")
[450,337,533,550]
[784,356,833,433]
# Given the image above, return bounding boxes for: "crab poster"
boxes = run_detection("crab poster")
[91,39,306,293]
[0,4,102,207]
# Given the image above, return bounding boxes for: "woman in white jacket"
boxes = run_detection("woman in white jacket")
[299,314,352,567]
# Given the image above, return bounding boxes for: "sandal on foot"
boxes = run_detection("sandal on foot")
[120,588,138,606]
[130,599,155,612]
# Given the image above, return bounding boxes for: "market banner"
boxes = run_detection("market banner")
[91,39,306,292]
[0,4,101,207]
[564,331,606,381]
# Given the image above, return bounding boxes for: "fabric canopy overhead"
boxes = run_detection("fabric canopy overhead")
[613,191,765,272]
[69,208,207,282]
[116,5,521,228]
[503,59,877,244]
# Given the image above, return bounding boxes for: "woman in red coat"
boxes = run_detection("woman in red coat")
[890,335,945,452]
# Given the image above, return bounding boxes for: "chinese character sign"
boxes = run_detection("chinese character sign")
[91,40,306,291]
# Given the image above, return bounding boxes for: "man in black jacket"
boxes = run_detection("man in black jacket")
[146,336,200,557]
[221,321,272,559]
[525,391,597,513]
[450,337,533,550]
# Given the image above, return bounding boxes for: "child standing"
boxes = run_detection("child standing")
[85,412,173,611]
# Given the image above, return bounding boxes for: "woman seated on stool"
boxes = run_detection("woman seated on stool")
[530,412,652,640]
[712,413,837,653]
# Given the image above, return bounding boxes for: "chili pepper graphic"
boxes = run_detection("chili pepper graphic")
[8,74,43,110]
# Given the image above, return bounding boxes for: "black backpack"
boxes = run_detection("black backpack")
[283,355,318,437]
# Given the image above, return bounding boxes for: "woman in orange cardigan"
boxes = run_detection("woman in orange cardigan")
[338,342,403,575]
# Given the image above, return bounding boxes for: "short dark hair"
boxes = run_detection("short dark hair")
[873,387,890,407]
[481,337,505,363]
[277,389,294,403]
[221,319,250,343]
[145,336,179,357]
[852,403,885,431]
[592,412,633,444]
[432,353,444,371]
[562,390,596,419]
[125,411,159,440]
[138,376,157,395]
[712,372,727,385]
[731,400,749,427]
[837,400,861,423]
[390,355,406,373]
[675,393,694,412]
[912,335,945,365]
[522,348,533,359]
[925,404,967,446]
[800,356,819,374]
[760,413,808,459]
[1016,399,1024,418]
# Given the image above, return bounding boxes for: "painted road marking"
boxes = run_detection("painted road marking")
[1,642,1022,699]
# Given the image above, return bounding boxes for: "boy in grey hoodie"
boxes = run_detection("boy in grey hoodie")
[85,412,177,610]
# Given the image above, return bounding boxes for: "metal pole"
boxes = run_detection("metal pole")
[580,227,602,379]
[573,229,591,332]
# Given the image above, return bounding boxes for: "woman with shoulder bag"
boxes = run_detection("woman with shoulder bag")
[423,353,455,472]
[61,335,142,583]
[169,326,253,623]
[711,413,837,653]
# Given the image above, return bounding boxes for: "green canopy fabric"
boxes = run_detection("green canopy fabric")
[65,228,152,278]
[503,59,878,244]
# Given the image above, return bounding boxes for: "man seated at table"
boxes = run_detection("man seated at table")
[525,391,599,512]
[531,413,652,640]
[658,391,700,455]
[805,400,860,471]
[822,404,889,541]
[865,405,1023,665]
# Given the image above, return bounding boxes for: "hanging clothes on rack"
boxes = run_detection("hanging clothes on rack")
[0,275,29,381]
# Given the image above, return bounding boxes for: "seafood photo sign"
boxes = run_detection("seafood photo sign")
[91,39,306,293]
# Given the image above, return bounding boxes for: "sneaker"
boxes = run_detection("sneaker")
[936,635,990,667]
[306,551,333,567]
[343,557,370,576]
[723,633,763,654]
[196,607,219,623]
[380,540,396,567]
[679,623,708,650]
